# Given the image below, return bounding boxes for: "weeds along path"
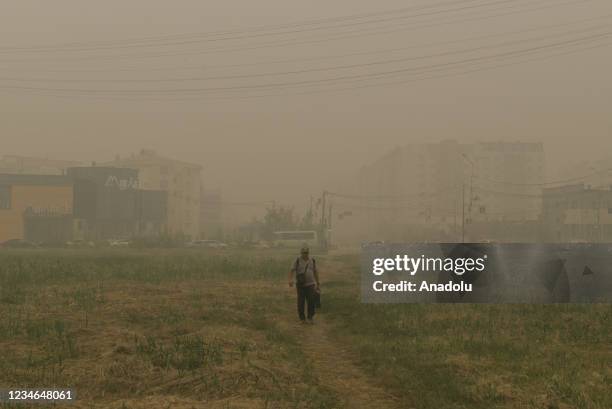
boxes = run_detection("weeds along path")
[278,258,401,409]
[279,314,400,409]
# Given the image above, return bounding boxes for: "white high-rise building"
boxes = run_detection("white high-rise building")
[335,140,545,243]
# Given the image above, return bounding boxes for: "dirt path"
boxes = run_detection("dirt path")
[280,313,402,409]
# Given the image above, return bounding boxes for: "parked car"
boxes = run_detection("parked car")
[235,240,270,249]
[66,239,96,248]
[1,239,39,249]
[186,239,228,249]
[109,239,131,248]
[361,240,385,249]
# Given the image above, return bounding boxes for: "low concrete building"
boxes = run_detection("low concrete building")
[0,174,73,243]
[541,183,612,242]
[0,155,81,175]
[105,150,201,239]
[67,166,167,240]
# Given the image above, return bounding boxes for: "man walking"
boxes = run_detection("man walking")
[288,246,320,324]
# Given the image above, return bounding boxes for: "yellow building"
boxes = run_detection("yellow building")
[0,175,73,243]
[105,150,201,239]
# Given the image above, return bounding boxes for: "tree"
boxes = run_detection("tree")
[261,205,297,240]
[238,204,316,242]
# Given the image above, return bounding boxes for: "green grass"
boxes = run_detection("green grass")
[324,255,612,409]
[0,249,290,287]
[0,249,609,408]
[0,249,338,408]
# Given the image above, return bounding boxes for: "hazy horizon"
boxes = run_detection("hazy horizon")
[3,0,612,218]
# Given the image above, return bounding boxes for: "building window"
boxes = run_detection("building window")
[0,186,11,209]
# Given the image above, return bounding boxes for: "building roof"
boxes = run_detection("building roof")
[543,183,612,197]
[0,174,72,186]
[105,149,202,170]
[2,155,81,166]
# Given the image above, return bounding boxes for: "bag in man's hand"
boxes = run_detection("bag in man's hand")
[314,289,321,309]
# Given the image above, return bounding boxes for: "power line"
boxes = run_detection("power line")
[472,185,612,199]
[472,186,544,198]
[241,34,611,103]
[326,170,612,209]
[217,31,612,100]
[328,191,438,200]
[0,0,553,53]
[473,168,612,186]
[0,0,594,63]
[2,23,607,83]
[4,27,610,102]
[331,199,457,213]
[2,30,608,95]
[208,201,275,207]
[7,12,610,75]
[0,0,494,51]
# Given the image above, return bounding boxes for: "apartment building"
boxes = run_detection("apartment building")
[336,140,545,243]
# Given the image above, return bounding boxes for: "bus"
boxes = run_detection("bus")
[272,230,318,248]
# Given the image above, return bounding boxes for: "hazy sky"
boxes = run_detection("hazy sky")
[2,0,611,217]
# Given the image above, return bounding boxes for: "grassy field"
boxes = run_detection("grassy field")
[324,254,611,409]
[0,249,609,409]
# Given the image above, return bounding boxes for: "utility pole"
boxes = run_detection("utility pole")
[587,165,604,242]
[309,195,313,218]
[596,190,603,243]
[328,202,333,248]
[454,195,457,238]
[320,190,328,250]
[462,184,465,243]
[461,153,475,242]
[597,170,607,242]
